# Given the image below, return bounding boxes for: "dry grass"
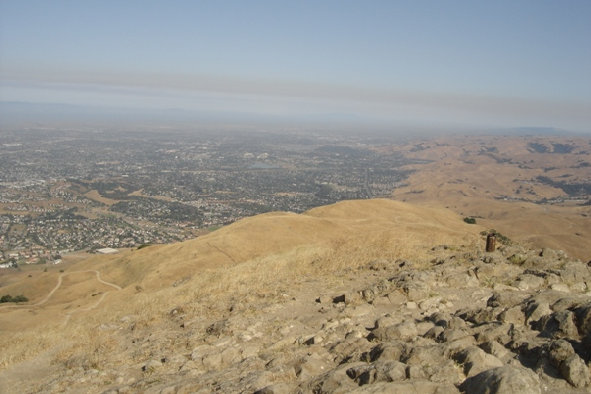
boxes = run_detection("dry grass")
[0,198,481,372]
[390,135,591,261]
[0,323,62,368]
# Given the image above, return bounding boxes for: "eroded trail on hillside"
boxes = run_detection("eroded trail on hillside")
[0,270,121,323]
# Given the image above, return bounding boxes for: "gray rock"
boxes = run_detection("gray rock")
[371,295,392,306]
[350,380,460,393]
[254,383,292,394]
[190,344,213,361]
[429,312,468,330]
[524,301,552,325]
[316,295,332,304]
[346,360,407,386]
[537,310,579,339]
[406,364,427,379]
[559,261,591,283]
[498,305,524,326]
[346,364,374,384]
[369,321,418,342]
[551,294,591,312]
[314,362,364,393]
[479,341,511,362]
[515,274,545,291]
[403,283,430,301]
[402,344,446,366]
[454,346,504,377]
[416,321,436,336]
[446,272,480,288]
[444,335,477,355]
[460,365,541,394]
[348,304,375,320]
[574,302,591,337]
[440,328,471,343]
[559,354,590,388]
[220,346,241,366]
[569,282,588,293]
[457,307,497,325]
[295,353,332,380]
[374,315,401,329]
[487,291,528,309]
[333,291,362,305]
[550,283,570,292]
[330,338,372,364]
[386,291,407,305]
[201,351,223,370]
[539,248,558,259]
[424,325,445,340]
[547,339,575,368]
[367,342,405,362]
[361,288,376,303]
[374,360,407,382]
[426,359,464,385]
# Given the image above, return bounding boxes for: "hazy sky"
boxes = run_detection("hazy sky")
[1,1,590,132]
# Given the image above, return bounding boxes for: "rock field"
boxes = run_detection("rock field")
[30,243,591,393]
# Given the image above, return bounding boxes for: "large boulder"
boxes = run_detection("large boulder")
[453,346,504,377]
[560,355,591,388]
[460,365,541,394]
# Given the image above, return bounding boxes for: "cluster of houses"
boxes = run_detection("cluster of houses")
[0,248,63,269]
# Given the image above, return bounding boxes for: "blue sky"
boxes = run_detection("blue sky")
[1,1,590,131]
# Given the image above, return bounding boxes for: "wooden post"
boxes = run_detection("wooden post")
[486,233,496,252]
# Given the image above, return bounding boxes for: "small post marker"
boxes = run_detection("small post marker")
[486,233,496,252]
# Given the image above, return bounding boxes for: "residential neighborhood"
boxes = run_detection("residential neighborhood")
[0,129,413,267]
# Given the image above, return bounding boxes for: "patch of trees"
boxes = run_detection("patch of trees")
[528,142,575,154]
[551,143,574,154]
[109,197,203,224]
[0,294,28,303]
[481,230,512,245]
[39,207,86,221]
[528,143,549,153]
[537,176,591,196]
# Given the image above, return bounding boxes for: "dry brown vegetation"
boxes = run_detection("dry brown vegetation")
[1,135,590,392]
[387,135,591,261]
[0,199,481,376]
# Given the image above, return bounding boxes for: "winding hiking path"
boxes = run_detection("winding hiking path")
[0,270,122,391]
[34,270,121,306]
[0,270,122,318]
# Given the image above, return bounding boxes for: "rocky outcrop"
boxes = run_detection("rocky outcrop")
[33,244,591,393]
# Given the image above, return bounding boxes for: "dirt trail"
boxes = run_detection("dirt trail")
[36,270,121,306]
[0,270,122,317]
[0,270,122,389]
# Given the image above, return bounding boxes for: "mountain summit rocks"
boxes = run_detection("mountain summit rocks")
[26,242,591,393]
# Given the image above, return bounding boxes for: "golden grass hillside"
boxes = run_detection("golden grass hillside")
[387,135,591,261]
[0,198,482,370]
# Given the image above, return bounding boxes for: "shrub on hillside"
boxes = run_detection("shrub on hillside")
[0,294,29,303]
[481,229,512,245]
[463,217,476,224]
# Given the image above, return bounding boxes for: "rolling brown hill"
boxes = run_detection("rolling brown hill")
[0,200,481,384]
[1,198,590,393]
[386,135,591,261]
